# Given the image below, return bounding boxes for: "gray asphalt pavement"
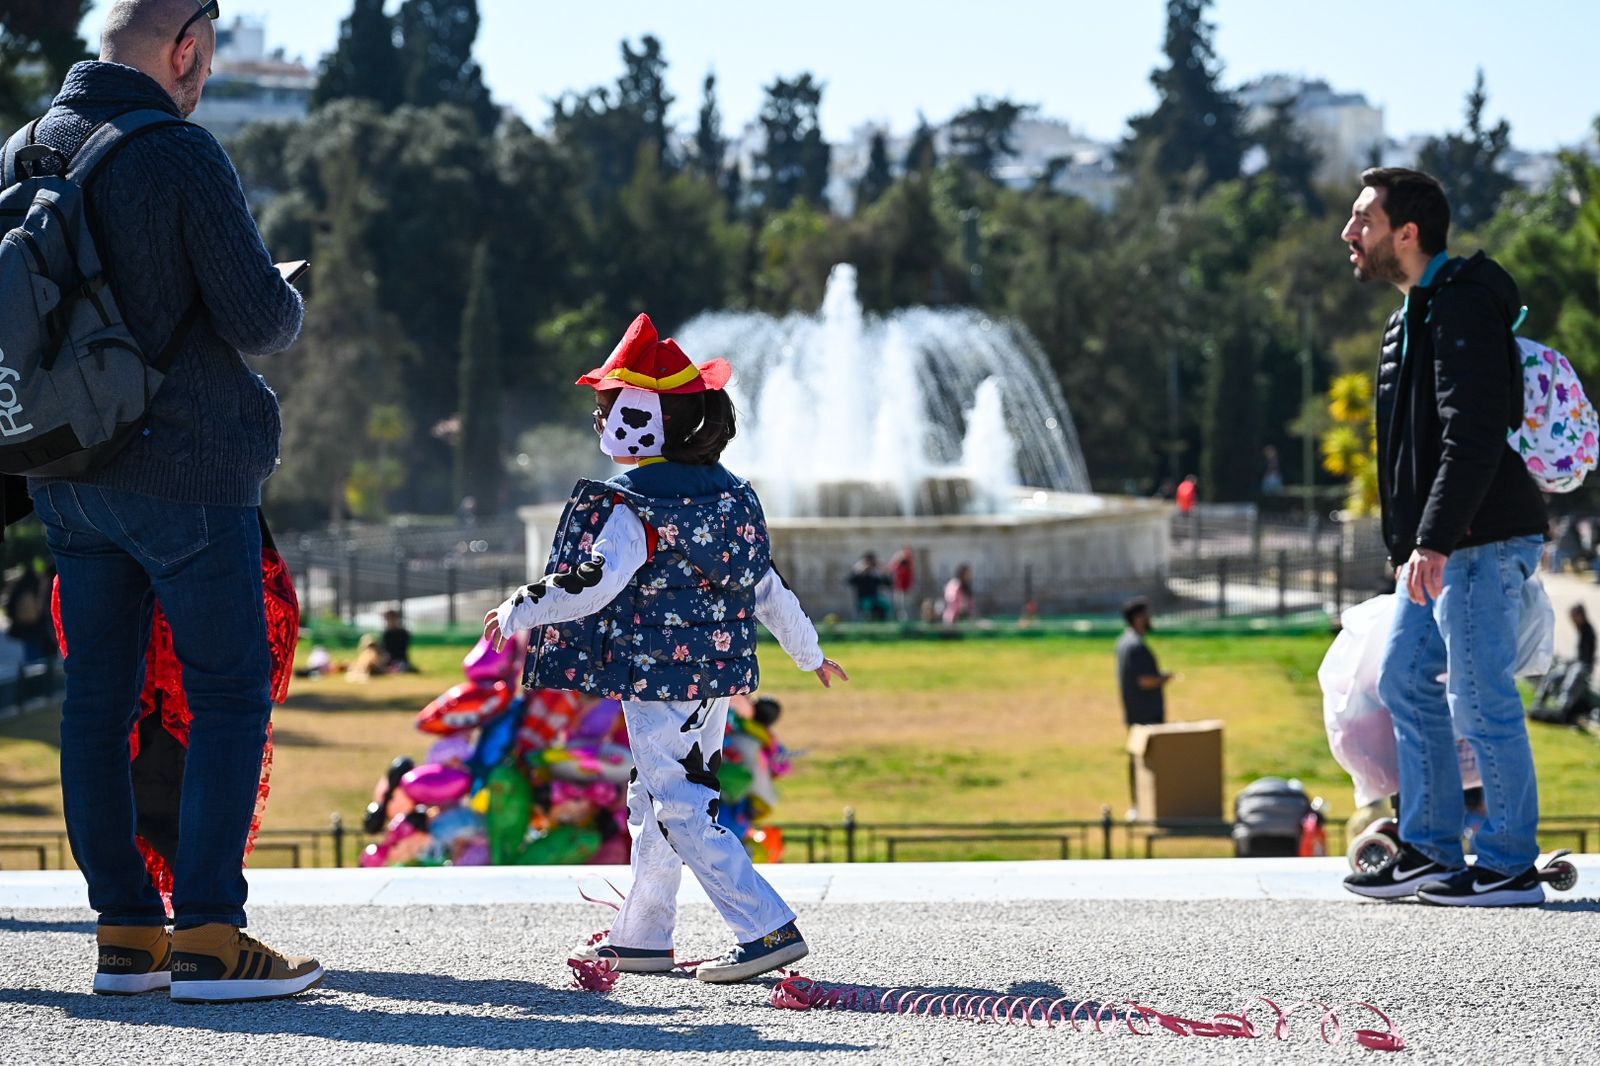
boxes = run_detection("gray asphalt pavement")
[3,895,1597,1065]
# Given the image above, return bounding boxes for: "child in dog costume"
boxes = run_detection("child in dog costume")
[486,313,847,983]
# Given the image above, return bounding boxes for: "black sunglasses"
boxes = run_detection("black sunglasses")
[174,0,220,46]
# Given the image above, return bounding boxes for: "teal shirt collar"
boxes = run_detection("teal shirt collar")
[1418,251,1450,288]
[1400,251,1451,364]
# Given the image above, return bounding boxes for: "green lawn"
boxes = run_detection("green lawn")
[3,633,1597,866]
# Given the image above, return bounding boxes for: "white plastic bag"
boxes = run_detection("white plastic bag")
[1321,576,1551,806]
[1517,573,1556,678]
[1320,595,1403,807]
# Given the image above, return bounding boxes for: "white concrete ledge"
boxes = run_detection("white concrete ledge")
[3,855,1596,911]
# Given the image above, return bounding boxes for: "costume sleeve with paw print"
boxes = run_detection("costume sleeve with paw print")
[492,506,649,634]
[754,566,824,672]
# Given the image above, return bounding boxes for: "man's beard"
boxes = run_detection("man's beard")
[173,62,205,118]
[1351,233,1405,285]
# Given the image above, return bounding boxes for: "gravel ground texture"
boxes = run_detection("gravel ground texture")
[3,895,1598,1065]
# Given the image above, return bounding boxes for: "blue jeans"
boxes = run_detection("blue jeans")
[31,483,270,929]
[1376,536,1544,875]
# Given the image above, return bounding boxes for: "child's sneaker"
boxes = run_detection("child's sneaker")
[93,925,171,995]
[695,921,808,984]
[1343,842,1463,899]
[570,938,676,973]
[1416,865,1545,907]
[169,924,324,1003]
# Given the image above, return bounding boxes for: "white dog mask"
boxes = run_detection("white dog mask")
[600,387,666,460]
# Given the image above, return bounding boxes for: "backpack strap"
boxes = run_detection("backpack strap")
[150,298,204,375]
[58,110,205,372]
[1,119,42,188]
[64,109,189,188]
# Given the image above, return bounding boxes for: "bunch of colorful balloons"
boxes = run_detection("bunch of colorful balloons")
[359,638,797,868]
[718,695,794,864]
[359,634,631,869]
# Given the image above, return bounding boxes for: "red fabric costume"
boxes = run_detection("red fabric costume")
[51,514,299,909]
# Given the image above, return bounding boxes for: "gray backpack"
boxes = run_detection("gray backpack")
[0,110,202,477]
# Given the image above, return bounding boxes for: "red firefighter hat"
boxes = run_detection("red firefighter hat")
[576,313,732,394]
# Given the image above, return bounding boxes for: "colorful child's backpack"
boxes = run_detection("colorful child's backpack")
[1508,337,1596,493]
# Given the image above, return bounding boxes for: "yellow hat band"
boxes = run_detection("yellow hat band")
[605,364,701,391]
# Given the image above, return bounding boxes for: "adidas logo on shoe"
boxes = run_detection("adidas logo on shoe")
[93,925,171,996]
[169,924,324,1003]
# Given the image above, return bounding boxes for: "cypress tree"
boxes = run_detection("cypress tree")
[455,243,503,515]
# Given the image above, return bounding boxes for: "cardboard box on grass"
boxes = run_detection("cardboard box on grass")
[1126,719,1225,823]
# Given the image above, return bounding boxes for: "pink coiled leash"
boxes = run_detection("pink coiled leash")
[769,977,1404,1051]
[566,880,719,990]
[565,881,1405,1052]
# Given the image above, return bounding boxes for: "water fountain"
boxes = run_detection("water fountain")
[522,266,1169,617]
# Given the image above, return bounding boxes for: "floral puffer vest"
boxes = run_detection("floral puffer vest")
[525,477,773,701]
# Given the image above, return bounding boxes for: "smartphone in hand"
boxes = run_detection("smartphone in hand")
[276,260,310,284]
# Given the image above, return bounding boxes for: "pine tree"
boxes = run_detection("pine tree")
[903,113,938,174]
[693,72,727,183]
[856,130,894,210]
[454,243,503,516]
[396,0,497,132]
[552,36,677,207]
[1255,99,1322,215]
[1119,0,1245,194]
[313,0,401,112]
[947,96,1034,181]
[1417,70,1516,231]
[618,35,673,167]
[755,73,830,210]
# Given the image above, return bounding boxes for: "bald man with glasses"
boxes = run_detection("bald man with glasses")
[9,0,318,1002]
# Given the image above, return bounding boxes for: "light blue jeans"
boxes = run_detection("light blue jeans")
[1376,535,1544,875]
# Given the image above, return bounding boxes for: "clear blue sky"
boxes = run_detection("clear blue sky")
[85,1,1598,150]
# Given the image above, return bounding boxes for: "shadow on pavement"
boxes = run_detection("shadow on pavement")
[1542,898,1600,913]
[325,968,685,1012]
[0,980,875,1054]
[0,917,95,934]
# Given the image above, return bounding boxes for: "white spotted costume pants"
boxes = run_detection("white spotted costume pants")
[608,698,796,948]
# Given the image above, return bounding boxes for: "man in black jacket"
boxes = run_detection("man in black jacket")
[1339,168,1549,907]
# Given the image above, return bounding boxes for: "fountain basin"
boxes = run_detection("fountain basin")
[520,490,1171,620]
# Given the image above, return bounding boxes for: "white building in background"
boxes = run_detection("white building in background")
[190,17,316,141]
[995,118,1124,210]
[817,115,1125,215]
[1237,74,1385,185]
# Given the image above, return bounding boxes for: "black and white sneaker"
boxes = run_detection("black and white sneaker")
[695,921,808,983]
[1416,865,1545,907]
[1343,843,1463,899]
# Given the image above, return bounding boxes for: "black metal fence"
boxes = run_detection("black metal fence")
[0,815,353,871]
[277,504,1391,634]
[281,517,526,631]
[8,810,1600,870]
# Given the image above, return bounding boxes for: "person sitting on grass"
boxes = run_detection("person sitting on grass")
[381,609,417,673]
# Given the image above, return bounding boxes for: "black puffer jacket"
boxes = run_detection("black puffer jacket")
[1374,251,1546,565]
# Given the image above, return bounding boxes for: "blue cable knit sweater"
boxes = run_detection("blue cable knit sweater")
[26,62,304,507]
